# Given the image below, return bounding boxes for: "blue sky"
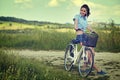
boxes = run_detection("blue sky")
[0,0,120,24]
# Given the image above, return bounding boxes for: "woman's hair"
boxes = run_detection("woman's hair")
[81,4,90,17]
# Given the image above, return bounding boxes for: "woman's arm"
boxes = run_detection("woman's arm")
[74,19,78,30]
[87,25,93,32]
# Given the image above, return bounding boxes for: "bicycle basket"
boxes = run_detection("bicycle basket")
[83,32,99,47]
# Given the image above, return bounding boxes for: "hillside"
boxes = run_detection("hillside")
[0,16,73,28]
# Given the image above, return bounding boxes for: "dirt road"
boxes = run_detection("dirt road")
[14,50,120,80]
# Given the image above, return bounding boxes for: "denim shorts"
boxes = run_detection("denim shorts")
[72,34,86,44]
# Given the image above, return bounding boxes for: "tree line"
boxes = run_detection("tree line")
[0,16,61,25]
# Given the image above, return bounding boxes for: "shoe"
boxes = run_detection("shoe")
[97,70,106,75]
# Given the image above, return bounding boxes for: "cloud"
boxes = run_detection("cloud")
[14,0,33,9]
[48,0,101,8]
[71,0,85,6]
[48,0,58,7]
[113,5,120,16]
[48,0,66,7]
[70,0,120,23]
[89,4,120,23]
[15,0,31,3]
[71,0,106,9]
[92,4,120,17]
[71,0,109,15]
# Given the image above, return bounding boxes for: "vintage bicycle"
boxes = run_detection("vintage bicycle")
[64,32,98,77]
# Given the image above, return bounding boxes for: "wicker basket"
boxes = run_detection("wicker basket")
[83,32,99,47]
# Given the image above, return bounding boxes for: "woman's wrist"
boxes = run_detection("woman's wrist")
[74,27,78,30]
[90,29,94,32]
[90,29,93,32]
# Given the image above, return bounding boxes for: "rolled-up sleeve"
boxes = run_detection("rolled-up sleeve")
[74,14,79,20]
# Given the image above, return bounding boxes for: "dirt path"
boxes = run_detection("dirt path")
[15,50,64,65]
[14,50,120,80]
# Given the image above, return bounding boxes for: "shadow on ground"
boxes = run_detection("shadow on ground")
[44,56,120,80]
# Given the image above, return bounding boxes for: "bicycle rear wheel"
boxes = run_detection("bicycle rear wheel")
[64,43,74,71]
[78,47,94,77]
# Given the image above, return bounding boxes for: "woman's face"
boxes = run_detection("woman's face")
[80,7,87,16]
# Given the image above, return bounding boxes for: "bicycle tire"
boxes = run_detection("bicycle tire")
[78,47,94,77]
[64,43,74,71]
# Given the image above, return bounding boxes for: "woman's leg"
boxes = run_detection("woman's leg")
[90,47,101,72]
[93,64,101,72]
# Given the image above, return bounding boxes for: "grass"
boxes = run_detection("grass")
[96,27,120,52]
[0,28,75,50]
[0,21,37,30]
[0,49,82,80]
[0,21,119,80]
[0,21,120,52]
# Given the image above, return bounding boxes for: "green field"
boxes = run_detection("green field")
[0,21,120,80]
[0,49,83,80]
[0,21,120,52]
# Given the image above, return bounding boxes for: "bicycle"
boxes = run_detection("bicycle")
[64,32,98,77]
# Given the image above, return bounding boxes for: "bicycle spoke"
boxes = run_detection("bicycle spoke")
[78,47,94,77]
[64,44,74,71]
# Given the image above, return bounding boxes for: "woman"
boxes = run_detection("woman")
[73,4,106,75]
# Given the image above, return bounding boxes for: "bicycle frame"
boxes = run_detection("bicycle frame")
[72,44,87,65]
[64,32,97,77]
[64,42,94,77]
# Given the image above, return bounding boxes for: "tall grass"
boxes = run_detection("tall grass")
[0,21,120,52]
[0,29,75,50]
[96,21,120,52]
[0,49,82,80]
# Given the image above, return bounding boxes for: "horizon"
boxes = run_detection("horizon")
[0,0,120,24]
[1,16,120,25]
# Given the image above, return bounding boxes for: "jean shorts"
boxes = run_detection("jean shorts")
[72,34,86,44]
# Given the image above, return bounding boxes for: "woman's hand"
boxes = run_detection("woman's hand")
[87,25,93,32]
[74,27,78,31]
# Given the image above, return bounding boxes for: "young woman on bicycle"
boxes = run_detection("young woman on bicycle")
[73,4,106,75]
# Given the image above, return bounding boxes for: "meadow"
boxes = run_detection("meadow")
[0,21,120,52]
[0,49,83,80]
[0,48,119,80]
[0,21,120,80]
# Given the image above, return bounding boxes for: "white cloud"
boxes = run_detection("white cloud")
[14,0,33,9]
[48,0,66,7]
[48,0,58,7]
[113,5,120,16]
[71,0,85,6]
[70,0,120,23]
[89,4,120,23]
[71,0,106,9]
[15,0,31,3]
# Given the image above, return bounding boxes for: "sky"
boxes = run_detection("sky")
[0,0,120,24]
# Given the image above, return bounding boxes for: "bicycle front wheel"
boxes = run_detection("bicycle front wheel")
[64,43,74,71]
[78,47,94,77]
